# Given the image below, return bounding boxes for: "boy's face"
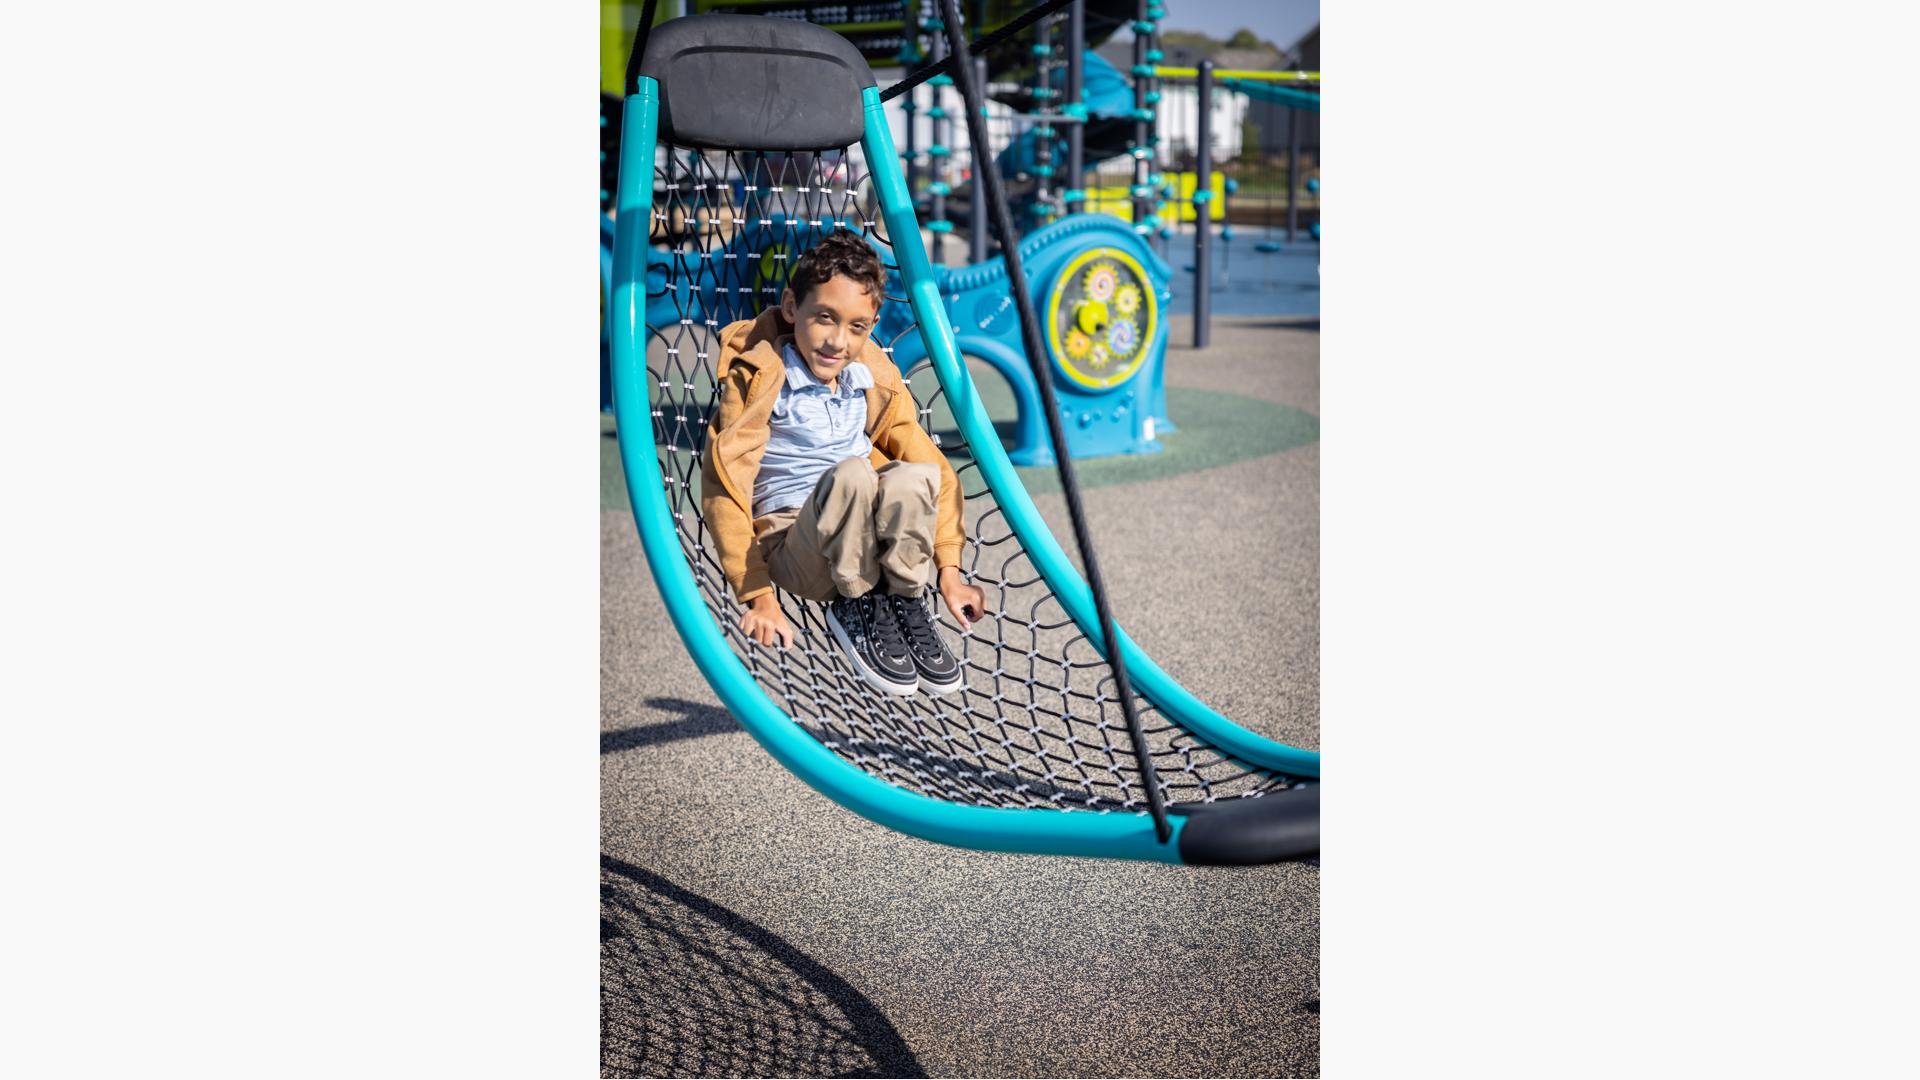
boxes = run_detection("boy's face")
[781,274,881,386]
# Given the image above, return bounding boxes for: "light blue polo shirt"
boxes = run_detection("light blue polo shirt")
[751,342,875,517]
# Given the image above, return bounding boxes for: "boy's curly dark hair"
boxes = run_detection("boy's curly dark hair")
[787,230,886,310]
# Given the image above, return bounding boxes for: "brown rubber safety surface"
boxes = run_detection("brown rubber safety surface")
[602,313,1319,1078]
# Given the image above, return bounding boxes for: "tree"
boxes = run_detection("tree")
[1226,29,1264,50]
[1160,30,1219,55]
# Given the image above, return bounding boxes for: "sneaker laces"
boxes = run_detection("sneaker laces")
[866,593,913,661]
[889,594,945,655]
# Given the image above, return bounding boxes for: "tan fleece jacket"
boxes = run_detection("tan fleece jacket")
[700,307,966,604]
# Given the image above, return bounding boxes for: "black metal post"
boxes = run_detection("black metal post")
[1148,14,1163,251]
[1194,59,1212,349]
[1131,0,1150,232]
[930,20,949,263]
[1034,18,1053,222]
[970,56,989,262]
[936,0,1171,844]
[1065,0,1084,214]
[904,87,918,202]
[1286,106,1300,244]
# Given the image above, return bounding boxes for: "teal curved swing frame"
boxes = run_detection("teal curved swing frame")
[610,77,1319,864]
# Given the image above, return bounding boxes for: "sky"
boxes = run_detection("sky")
[1148,0,1318,52]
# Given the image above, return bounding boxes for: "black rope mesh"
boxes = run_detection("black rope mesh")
[641,139,1304,814]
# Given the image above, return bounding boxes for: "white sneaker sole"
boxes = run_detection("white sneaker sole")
[919,670,964,695]
[825,609,918,696]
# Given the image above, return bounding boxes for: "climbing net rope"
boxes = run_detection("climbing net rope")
[641,139,1306,814]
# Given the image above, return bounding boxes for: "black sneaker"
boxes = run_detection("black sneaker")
[825,594,918,696]
[888,593,964,694]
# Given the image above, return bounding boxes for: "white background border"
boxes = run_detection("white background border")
[4,1,1916,1075]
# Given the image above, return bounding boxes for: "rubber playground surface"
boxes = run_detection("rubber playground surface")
[1164,233,1318,319]
[601,311,1320,1077]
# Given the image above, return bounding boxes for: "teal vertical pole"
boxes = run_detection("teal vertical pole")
[610,80,658,400]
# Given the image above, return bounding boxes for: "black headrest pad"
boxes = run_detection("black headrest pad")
[638,15,876,152]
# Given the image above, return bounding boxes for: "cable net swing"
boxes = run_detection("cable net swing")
[614,11,1316,863]
[643,143,1303,815]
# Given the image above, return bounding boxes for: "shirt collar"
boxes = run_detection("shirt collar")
[782,341,873,395]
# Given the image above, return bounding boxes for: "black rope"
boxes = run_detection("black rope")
[879,0,1080,103]
[622,0,660,98]
[934,0,1173,845]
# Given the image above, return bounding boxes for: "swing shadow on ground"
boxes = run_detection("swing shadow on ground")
[601,697,738,754]
[603,695,1192,807]
[601,854,927,1079]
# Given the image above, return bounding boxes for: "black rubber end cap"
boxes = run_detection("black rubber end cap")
[1171,785,1319,865]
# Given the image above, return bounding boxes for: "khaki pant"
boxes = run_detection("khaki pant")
[760,457,941,602]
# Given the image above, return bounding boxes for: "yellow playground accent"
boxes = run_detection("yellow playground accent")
[602,0,635,96]
[1171,172,1228,224]
[1076,172,1227,224]
[1151,68,1320,82]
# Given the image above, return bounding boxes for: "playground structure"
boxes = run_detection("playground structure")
[619,152,1170,464]
[879,212,1172,464]
[890,1,1179,462]
[1149,62,1320,345]
[609,10,1318,864]
[603,1,1319,453]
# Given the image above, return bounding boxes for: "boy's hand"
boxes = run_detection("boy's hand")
[740,592,795,649]
[937,566,988,632]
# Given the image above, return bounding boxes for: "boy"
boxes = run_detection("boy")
[701,230,987,695]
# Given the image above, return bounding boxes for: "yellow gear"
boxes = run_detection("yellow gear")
[1083,263,1119,302]
[1046,245,1158,391]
